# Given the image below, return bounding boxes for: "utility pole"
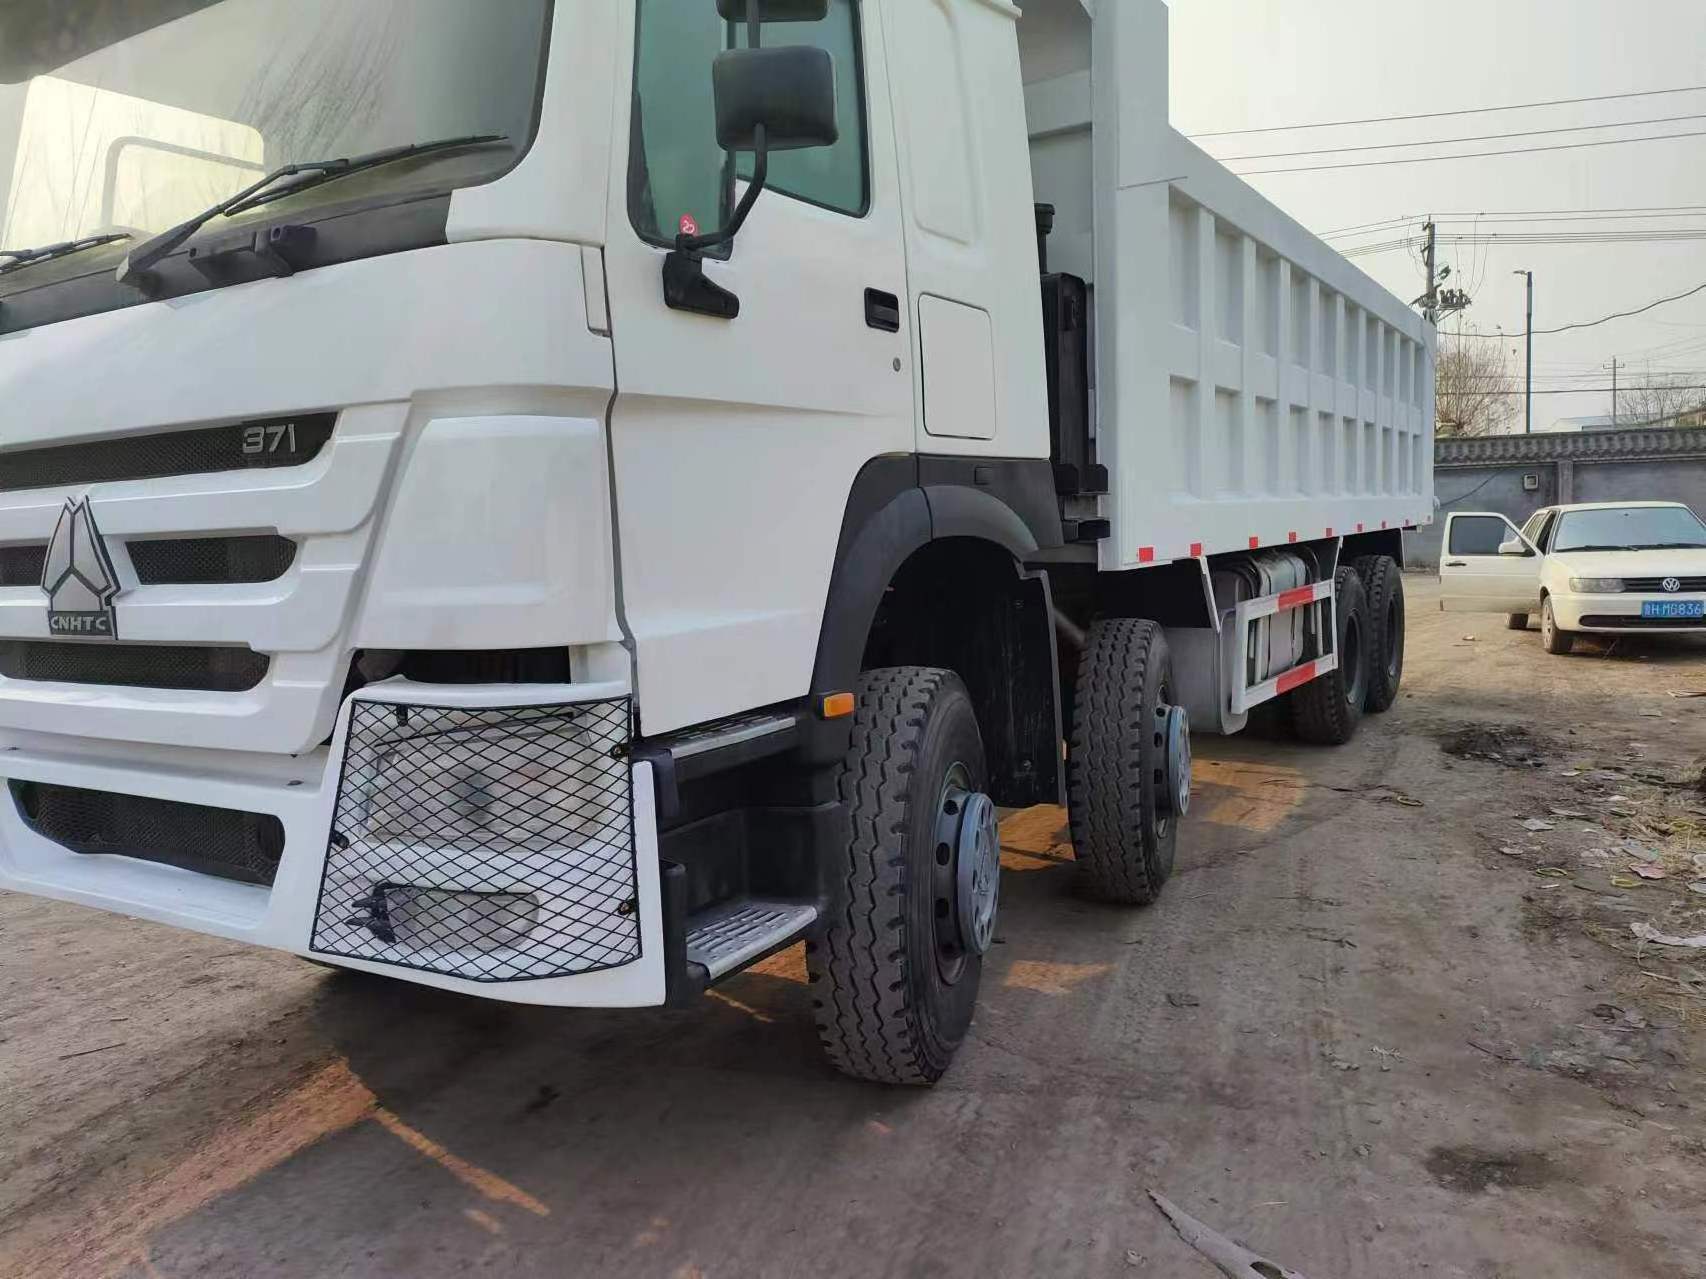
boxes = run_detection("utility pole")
[1513,270,1533,434]
[1609,357,1619,428]
[1422,220,1438,321]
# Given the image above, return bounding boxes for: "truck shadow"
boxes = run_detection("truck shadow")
[118,740,1360,1278]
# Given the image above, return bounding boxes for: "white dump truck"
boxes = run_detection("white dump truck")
[0,0,1432,1083]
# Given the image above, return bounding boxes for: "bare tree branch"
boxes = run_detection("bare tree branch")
[1436,327,1520,438]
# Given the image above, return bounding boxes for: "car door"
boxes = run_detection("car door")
[1439,512,1542,612]
[602,0,914,736]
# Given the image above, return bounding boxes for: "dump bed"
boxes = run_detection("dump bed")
[1019,0,1436,572]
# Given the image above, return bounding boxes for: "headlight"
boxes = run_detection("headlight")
[1569,577,1624,593]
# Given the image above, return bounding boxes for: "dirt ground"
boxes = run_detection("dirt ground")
[3,575,1706,1279]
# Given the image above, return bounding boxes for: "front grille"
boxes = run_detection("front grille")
[0,544,46,587]
[312,698,640,981]
[0,414,335,494]
[0,641,269,691]
[10,781,285,886]
[1623,577,1706,592]
[1581,615,1706,629]
[128,536,297,585]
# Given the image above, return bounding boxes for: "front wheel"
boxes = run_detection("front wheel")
[1507,613,1530,631]
[1540,596,1575,655]
[809,667,997,1085]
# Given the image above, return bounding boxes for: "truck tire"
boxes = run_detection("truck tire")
[1066,619,1182,906]
[808,667,995,1085]
[1540,595,1575,655]
[1507,612,1530,631]
[1291,567,1369,746]
[1352,555,1404,713]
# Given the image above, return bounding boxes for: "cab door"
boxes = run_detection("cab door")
[1439,512,1542,612]
[602,0,913,735]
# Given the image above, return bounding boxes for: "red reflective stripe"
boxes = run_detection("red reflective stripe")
[1288,531,1298,543]
[1356,522,1365,532]
[1325,526,1334,537]
[1248,536,1260,549]
[1381,520,1388,529]
[1190,542,1203,557]
[1275,661,1318,695]
[1138,547,1155,563]
[1276,586,1317,611]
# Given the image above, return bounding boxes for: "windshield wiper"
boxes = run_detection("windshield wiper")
[1640,542,1706,550]
[0,232,131,279]
[116,133,508,291]
[1558,544,1640,552]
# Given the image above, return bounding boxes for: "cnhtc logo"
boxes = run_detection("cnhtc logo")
[42,498,122,638]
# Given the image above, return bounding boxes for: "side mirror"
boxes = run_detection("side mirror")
[714,46,838,154]
[1498,538,1531,557]
[662,10,840,320]
[715,0,829,19]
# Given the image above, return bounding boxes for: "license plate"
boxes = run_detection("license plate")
[1642,600,1705,619]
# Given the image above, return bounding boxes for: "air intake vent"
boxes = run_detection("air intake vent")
[0,641,269,691]
[0,544,46,587]
[128,536,297,585]
[0,414,334,493]
[10,781,285,886]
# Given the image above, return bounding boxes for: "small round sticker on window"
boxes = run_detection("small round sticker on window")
[679,213,700,237]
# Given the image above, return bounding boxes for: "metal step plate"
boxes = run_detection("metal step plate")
[685,899,818,980]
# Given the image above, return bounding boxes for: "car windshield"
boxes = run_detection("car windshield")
[0,0,550,258]
[1552,506,1706,552]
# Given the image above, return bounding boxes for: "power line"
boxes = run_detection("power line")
[1342,231,1706,258]
[1216,112,1706,163]
[1232,128,1706,177]
[1444,281,1706,337]
[1188,84,1706,139]
[1323,206,1706,238]
[1480,385,1706,395]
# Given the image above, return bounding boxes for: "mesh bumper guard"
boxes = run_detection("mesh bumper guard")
[310,696,641,982]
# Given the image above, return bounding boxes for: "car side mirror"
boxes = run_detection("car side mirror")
[663,1,839,320]
[1498,538,1531,557]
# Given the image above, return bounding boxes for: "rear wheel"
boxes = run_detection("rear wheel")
[1353,555,1405,713]
[1540,596,1575,655]
[1507,613,1530,631]
[1292,567,1370,746]
[809,667,996,1085]
[1067,619,1189,906]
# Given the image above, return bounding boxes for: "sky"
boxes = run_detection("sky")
[1166,0,1706,429]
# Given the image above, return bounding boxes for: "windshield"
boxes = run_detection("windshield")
[0,0,550,255]
[1553,506,1706,552]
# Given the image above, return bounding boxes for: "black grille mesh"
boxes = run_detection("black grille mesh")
[0,414,334,493]
[311,698,640,981]
[9,781,285,886]
[128,536,297,585]
[0,544,46,587]
[0,642,268,691]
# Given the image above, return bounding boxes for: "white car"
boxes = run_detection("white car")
[1439,501,1706,654]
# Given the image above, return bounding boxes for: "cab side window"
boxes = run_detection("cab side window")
[629,3,731,251]
[735,1,869,217]
[629,0,868,251]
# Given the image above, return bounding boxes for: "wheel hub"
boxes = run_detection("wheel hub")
[933,771,1000,962]
[1161,704,1192,816]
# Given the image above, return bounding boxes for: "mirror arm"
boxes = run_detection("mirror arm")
[674,129,767,255]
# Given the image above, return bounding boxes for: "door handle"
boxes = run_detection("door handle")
[1446,561,1468,567]
[865,288,901,332]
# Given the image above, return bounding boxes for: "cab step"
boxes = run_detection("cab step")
[684,898,818,981]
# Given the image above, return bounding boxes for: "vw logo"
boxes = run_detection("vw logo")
[1663,577,1682,593]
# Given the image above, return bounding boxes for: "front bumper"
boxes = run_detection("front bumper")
[0,679,666,1007]
[1553,593,1706,632]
